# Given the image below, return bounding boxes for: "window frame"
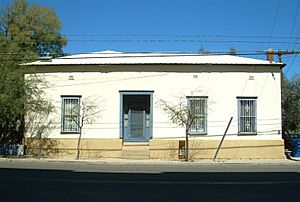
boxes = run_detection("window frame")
[61,95,81,134]
[186,96,208,135]
[237,97,257,135]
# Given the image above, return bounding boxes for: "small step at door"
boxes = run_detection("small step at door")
[121,142,150,159]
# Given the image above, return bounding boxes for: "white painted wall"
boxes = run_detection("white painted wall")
[26,68,282,140]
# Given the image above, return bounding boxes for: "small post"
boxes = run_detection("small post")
[213,117,233,161]
[178,140,186,159]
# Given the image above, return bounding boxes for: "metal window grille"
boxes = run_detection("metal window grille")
[188,98,207,134]
[238,99,257,134]
[62,97,80,132]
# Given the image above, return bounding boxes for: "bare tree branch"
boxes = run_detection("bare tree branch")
[157,97,198,161]
[68,96,104,159]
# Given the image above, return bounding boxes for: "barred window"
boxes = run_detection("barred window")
[61,96,81,133]
[238,98,257,134]
[187,97,207,134]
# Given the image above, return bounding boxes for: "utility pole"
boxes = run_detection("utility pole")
[267,50,300,63]
[262,49,300,64]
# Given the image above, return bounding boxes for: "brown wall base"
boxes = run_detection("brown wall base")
[24,138,285,160]
[149,138,285,160]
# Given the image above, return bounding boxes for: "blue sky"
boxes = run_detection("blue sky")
[1,0,300,78]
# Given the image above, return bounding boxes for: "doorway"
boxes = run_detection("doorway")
[120,91,153,142]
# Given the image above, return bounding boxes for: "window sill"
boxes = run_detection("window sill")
[238,133,257,136]
[188,133,207,136]
[60,131,80,135]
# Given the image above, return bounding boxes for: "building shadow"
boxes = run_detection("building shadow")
[0,168,299,202]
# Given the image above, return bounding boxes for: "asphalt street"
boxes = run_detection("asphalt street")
[0,159,299,202]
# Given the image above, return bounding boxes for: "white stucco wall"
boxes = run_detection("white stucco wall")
[25,66,282,140]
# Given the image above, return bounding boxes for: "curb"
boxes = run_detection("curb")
[0,156,299,165]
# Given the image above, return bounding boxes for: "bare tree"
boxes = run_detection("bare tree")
[24,74,56,157]
[73,96,104,160]
[158,98,197,161]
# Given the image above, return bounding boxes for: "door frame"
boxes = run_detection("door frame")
[119,90,154,142]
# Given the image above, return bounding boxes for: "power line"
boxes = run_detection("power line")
[285,16,300,74]
[64,34,300,40]
[285,0,300,71]
[268,0,280,46]
[0,49,298,54]
[287,0,300,51]
[1,49,300,62]
[66,39,300,44]
[4,33,300,40]
[51,74,169,88]
[0,49,275,55]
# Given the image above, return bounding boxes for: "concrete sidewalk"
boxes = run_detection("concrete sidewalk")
[1,156,300,165]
